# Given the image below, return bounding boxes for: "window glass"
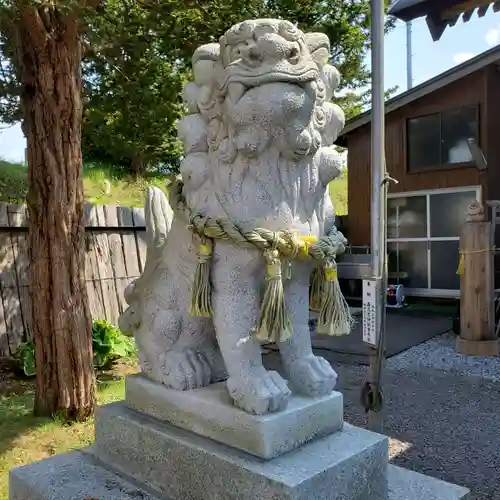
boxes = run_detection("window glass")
[407,114,440,171]
[429,191,477,238]
[441,106,477,164]
[430,241,460,290]
[389,241,428,289]
[407,105,479,171]
[387,196,427,239]
[387,200,399,239]
[397,196,427,238]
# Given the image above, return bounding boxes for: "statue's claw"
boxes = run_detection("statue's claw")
[227,371,291,415]
[286,355,337,397]
[161,348,213,390]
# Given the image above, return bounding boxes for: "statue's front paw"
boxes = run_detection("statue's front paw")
[227,371,291,415]
[286,355,337,397]
[160,348,212,390]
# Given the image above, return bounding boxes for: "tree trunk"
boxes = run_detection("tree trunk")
[130,152,148,177]
[15,5,95,420]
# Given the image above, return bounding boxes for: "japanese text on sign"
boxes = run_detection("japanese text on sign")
[362,279,380,346]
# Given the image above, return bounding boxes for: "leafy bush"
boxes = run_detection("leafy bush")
[14,339,36,377]
[14,319,137,377]
[92,319,137,369]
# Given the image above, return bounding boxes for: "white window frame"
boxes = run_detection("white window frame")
[387,185,482,298]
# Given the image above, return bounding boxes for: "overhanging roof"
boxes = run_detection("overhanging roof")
[336,44,500,143]
[388,0,500,41]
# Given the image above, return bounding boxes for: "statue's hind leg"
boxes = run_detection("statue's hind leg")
[211,242,291,415]
[278,262,338,397]
[165,316,227,387]
[139,275,224,391]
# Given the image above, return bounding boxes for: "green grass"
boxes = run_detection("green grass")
[0,160,168,207]
[0,362,138,500]
[329,169,348,215]
[0,159,348,212]
[0,161,29,205]
[83,162,168,207]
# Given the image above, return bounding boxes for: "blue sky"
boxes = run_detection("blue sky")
[1,10,499,163]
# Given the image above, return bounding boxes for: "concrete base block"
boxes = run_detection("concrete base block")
[125,374,344,458]
[90,402,389,500]
[388,465,470,500]
[9,450,164,500]
[8,430,470,500]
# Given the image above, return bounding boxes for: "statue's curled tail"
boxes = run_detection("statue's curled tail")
[118,186,174,337]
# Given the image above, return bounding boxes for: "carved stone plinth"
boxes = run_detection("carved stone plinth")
[125,374,343,459]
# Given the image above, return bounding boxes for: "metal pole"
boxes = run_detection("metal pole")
[406,21,413,90]
[368,0,387,433]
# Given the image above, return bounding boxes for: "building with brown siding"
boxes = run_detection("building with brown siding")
[336,45,500,298]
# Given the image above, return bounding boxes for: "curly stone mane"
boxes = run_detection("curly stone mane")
[177,19,345,219]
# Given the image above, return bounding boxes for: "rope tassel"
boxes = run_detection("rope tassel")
[309,266,325,312]
[256,248,291,343]
[190,239,213,318]
[316,261,354,336]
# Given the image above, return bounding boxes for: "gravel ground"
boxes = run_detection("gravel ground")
[333,333,500,500]
[386,331,500,382]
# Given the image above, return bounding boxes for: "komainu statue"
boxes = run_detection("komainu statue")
[119,19,351,415]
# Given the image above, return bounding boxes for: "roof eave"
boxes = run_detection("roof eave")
[388,0,500,40]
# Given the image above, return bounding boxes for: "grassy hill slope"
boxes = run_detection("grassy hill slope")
[0,160,347,214]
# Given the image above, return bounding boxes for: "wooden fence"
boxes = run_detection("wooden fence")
[0,203,146,356]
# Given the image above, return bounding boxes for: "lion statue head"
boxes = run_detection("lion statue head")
[177,19,345,231]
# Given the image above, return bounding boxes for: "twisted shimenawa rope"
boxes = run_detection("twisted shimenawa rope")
[167,175,353,341]
[167,176,340,265]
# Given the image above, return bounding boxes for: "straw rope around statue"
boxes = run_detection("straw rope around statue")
[167,176,354,343]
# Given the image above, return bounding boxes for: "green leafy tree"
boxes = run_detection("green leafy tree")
[2,0,395,174]
[110,0,395,170]
[82,0,187,174]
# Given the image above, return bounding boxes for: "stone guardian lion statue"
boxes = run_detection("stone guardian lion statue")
[119,19,350,415]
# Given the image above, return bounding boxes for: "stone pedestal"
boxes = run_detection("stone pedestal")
[9,375,470,500]
[125,373,344,459]
[90,401,387,500]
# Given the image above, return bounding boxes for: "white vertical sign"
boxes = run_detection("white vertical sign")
[362,279,381,346]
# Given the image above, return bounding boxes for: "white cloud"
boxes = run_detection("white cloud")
[452,52,476,64]
[335,87,366,99]
[485,27,500,46]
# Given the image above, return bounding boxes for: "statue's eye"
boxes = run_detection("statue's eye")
[232,48,242,60]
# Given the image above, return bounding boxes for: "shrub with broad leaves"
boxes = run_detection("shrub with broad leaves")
[14,319,137,377]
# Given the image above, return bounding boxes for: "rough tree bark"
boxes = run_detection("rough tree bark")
[15,4,95,420]
[130,152,148,177]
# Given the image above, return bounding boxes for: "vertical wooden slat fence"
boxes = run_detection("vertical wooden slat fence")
[0,202,146,356]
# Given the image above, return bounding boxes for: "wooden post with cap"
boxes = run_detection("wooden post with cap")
[456,201,499,356]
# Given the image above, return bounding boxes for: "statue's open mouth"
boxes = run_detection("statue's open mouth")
[220,63,319,96]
